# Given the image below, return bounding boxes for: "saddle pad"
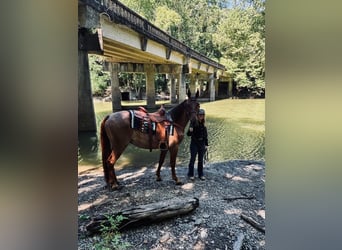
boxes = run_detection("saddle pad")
[129,110,174,135]
[129,110,156,134]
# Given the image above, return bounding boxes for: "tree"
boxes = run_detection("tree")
[154,6,181,37]
[88,55,110,96]
[214,2,265,97]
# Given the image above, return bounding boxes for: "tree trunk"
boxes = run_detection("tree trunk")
[86,197,199,235]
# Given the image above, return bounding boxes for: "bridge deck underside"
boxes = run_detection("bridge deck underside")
[103,38,173,65]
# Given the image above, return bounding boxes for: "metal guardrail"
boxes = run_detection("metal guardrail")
[80,0,226,71]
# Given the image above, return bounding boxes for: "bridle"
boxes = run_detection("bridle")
[185,98,199,120]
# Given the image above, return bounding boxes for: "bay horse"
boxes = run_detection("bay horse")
[100,90,200,191]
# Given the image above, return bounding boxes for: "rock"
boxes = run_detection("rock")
[200,228,208,239]
[160,232,170,243]
[194,219,202,226]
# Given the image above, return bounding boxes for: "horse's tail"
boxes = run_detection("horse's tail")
[100,115,111,184]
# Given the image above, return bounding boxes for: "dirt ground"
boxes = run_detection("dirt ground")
[78,159,265,250]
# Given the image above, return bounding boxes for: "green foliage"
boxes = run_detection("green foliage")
[79,214,90,221]
[89,55,110,96]
[93,214,131,250]
[155,74,168,93]
[154,6,181,36]
[119,0,157,20]
[214,2,265,96]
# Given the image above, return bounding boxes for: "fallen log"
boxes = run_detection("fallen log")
[86,197,199,235]
[240,213,265,234]
[223,195,255,202]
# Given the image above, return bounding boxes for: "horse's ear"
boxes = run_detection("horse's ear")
[187,89,191,99]
[195,89,199,99]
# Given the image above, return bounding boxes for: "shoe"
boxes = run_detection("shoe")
[199,176,206,180]
[189,176,195,181]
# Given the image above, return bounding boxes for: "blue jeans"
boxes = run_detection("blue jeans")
[188,139,206,178]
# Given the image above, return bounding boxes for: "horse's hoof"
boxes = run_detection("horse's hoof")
[156,177,162,182]
[105,184,123,191]
[175,181,183,185]
[111,185,123,191]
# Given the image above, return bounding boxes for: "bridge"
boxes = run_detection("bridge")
[79,0,232,131]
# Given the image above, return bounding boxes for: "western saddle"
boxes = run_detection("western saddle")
[129,105,173,151]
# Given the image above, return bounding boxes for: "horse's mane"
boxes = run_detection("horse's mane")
[167,100,187,122]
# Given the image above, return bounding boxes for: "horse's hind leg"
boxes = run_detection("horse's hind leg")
[105,144,129,191]
[105,151,121,191]
[156,150,167,181]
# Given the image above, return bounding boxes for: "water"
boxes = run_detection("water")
[78,99,265,168]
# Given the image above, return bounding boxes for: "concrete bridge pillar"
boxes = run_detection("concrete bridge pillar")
[215,78,219,99]
[109,63,122,111]
[228,78,233,98]
[145,64,156,109]
[209,74,216,102]
[189,73,197,95]
[195,74,201,96]
[78,50,96,132]
[178,68,187,102]
[169,74,178,104]
[78,4,100,132]
[199,78,205,97]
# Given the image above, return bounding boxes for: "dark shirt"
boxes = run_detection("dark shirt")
[187,121,208,146]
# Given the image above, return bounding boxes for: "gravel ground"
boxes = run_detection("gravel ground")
[78,160,265,249]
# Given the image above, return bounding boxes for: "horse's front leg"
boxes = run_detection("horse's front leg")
[156,150,167,181]
[169,146,182,185]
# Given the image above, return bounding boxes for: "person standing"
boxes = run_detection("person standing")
[187,108,208,180]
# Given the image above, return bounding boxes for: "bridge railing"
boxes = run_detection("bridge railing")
[80,0,226,71]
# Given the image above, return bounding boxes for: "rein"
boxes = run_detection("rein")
[172,122,185,131]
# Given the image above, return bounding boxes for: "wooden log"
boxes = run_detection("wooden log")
[240,213,265,234]
[223,195,255,202]
[86,197,199,235]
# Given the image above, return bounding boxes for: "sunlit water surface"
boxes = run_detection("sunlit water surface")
[78,99,265,169]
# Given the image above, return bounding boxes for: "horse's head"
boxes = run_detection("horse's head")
[186,89,200,123]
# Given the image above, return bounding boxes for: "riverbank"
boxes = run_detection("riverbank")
[78,159,265,249]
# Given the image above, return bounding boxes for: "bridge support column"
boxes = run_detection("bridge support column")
[195,74,202,96]
[215,78,219,99]
[178,69,187,102]
[109,63,122,111]
[199,79,205,97]
[189,73,197,94]
[145,64,156,109]
[209,74,216,102]
[169,74,178,104]
[228,78,233,98]
[78,50,96,132]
